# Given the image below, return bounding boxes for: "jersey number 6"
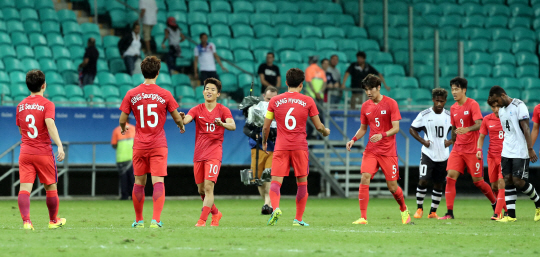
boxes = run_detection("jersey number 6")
[285,107,296,130]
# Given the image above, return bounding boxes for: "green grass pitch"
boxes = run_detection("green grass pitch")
[1,198,538,256]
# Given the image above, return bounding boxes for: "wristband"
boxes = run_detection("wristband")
[477,148,482,152]
[381,132,387,137]
[352,136,358,142]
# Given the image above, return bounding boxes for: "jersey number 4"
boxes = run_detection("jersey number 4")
[137,104,158,128]
[505,120,511,132]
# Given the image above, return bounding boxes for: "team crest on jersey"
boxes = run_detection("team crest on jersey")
[381,110,386,114]
[464,111,469,115]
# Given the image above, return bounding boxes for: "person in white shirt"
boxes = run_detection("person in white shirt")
[409,88,452,219]
[161,17,185,74]
[488,85,540,222]
[193,33,227,84]
[118,22,141,75]
[139,0,157,54]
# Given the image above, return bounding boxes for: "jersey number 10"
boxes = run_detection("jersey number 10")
[435,126,444,138]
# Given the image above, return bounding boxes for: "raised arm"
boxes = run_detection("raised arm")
[45,118,65,162]
[170,110,185,133]
[520,119,538,163]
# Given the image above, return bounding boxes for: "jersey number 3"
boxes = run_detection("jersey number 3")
[25,114,38,139]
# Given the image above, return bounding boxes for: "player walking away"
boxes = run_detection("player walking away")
[183,78,236,227]
[409,88,452,219]
[476,98,508,220]
[346,74,410,225]
[439,77,496,220]
[16,70,66,230]
[488,86,540,222]
[119,56,185,229]
[263,68,330,227]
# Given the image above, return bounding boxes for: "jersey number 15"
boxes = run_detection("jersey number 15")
[137,104,158,128]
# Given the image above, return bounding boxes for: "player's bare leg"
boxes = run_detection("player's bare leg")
[387,180,410,224]
[44,183,65,229]
[293,175,309,226]
[439,170,459,219]
[353,173,371,224]
[18,183,33,230]
[132,175,147,228]
[267,176,284,225]
[196,180,221,226]
[150,176,165,228]
[492,179,507,220]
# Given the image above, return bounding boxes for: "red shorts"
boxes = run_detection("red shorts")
[487,156,503,183]
[194,159,221,184]
[132,147,168,177]
[447,151,483,178]
[360,151,399,181]
[271,150,309,178]
[19,154,57,185]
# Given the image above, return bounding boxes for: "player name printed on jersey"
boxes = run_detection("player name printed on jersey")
[498,99,529,159]
[18,103,45,112]
[274,98,307,107]
[130,93,166,105]
[411,108,452,162]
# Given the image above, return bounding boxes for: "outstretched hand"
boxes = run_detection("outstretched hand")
[121,125,129,135]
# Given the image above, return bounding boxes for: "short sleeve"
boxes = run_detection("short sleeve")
[479,117,488,135]
[258,64,264,75]
[210,43,217,53]
[320,68,327,83]
[166,91,179,113]
[305,67,313,82]
[45,102,55,120]
[193,46,199,57]
[450,109,455,126]
[111,127,118,145]
[119,93,132,114]
[139,0,145,9]
[221,105,233,120]
[187,106,197,120]
[390,99,402,121]
[308,98,319,117]
[83,49,90,59]
[533,105,540,123]
[410,113,424,129]
[517,102,530,121]
[276,66,280,76]
[471,101,483,121]
[360,104,368,125]
[15,106,19,126]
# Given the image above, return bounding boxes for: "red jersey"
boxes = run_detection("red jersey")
[360,95,401,156]
[187,103,233,162]
[267,92,319,151]
[119,84,179,150]
[16,95,55,156]
[450,97,483,154]
[479,113,503,158]
[532,104,540,124]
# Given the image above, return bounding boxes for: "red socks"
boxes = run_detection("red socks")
[295,182,308,221]
[270,181,282,211]
[18,190,30,222]
[132,184,145,222]
[45,190,59,223]
[152,182,165,222]
[445,177,457,211]
[200,195,219,215]
[474,180,496,204]
[392,187,407,212]
[200,206,211,221]
[495,189,507,215]
[359,184,369,219]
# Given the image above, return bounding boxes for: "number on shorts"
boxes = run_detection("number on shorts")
[25,114,38,139]
[476,162,480,171]
[420,164,427,176]
[498,131,504,139]
[209,164,219,175]
[206,123,216,132]
[285,107,296,130]
[393,165,397,174]
[459,119,464,127]
[137,104,158,128]
[375,118,380,127]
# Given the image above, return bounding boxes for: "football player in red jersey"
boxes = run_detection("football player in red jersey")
[183,78,235,227]
[16,70,66,230]
[263,68,330,226]
[477,98,507,220]
[346,74,410,225]
[119,56,185,228]
[439,77,496,220]
[531,103,540,157]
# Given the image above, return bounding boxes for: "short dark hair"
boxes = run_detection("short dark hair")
[141,56,161,79]
[487,97,498,107]
[26,70,45,93]
[267,52,275,58]
[132,22,139,30]
[265,86,278,94]
[286,68,305,88]
[87,37,95,47]
[450,77,468,90]
[321,58,329,64]
[356,51,366,59]
[362,74,381,90]
[489,85,506,97]
[330,54,338,59]
[204,78,222,93]
[200,33,207,38]
[432,88,448,99]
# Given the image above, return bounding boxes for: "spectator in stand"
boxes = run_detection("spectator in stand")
[342,51,390,109]
[305,56,326,139]
[161,17,185,74]
[257,52,281,94]
[193,33,228,83]
[118,22,142,75]
[327,55,342,104]
[78,38,99,86]
[139,0,157,54]
[321,58,339,105]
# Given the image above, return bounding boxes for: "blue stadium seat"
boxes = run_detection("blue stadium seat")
[39,59,57,73]
[210,24,231,38]
[484,3,510,16]
[509,4,533,18]
[231,24,254,38]
[513,40,536,54]
[464,3,484,16]
[189,1,209,12]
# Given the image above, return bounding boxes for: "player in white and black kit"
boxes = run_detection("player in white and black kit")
[488,86,540,222]
[409,88,453,219]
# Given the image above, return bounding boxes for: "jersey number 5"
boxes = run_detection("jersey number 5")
[285,108,296,130]
[25,114,38,139]
[137,104,158,128]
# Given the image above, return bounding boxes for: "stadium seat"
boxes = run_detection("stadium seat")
[491,28,513,41]
[3,8,20,20]
[10,70,26,85]
[171,74,191,88]
[4,59,24,73]
[522,91,540,104]
[0,46,16,60]
[0,83,10,96]
[35,0,54,10]
[229,38,251,51]
[274,38,295,52]
[118,85,133,98]
[250,14,272,26]
[57,10,77,23]
[440,40,458,52]
[463,3,484,16]
[42,21,60,35]
[187,12,207,25]
[335,15,355,27]
[389,1,409,14]
[22,59,39,71]
[464,40,489,52]
[231,24,254,38]
[345,26,368,40]
[68,46,85,60]
[489,40,512,53]
[274,1,299,13]
[228,13,249,26]
[516,52,539,66]
[175,85,196,99]
[462,28,490,40]
[295,39,316,51]
[81,23,101,38]
[484,3,510,16]
[272,14,293,26]
[0,71,9,83]
[7,21,24,34]
[516,65,539,78]
[251,38,273,51]
[323,27,345,39]
[0,32,10,46]
[441,65,458,77]
[47,34,64,48]
[217,49,233,61]
[492,65,516,78]
[411,88,432,102]
[189,1,209,12]
[358,40,380,52]
[57,59,77,73]
[465,51,491,65]
[101,86,120,99]
[339,39,359,52]
[440,15,462,28]
[513,28,536,42]
[253,24,277,38]
[280,50,303,63]
[398,77,420,89]
[301,26,323,39]
[415,64,434,78]
[508,17,530,29]
[210,24,231,38]
[316,39,337,51]
[413,39,434,51]
[232,1,254,13]
[10,84,28,98]
[520,77,540,90]
[499,77,521,90]
[97,73,117,87]
[45,84,66,98]
[189,24,209,39]
[469,64,493,77]
[234,50,254,62]
[167,0,186,11]
[16,46,34,60]
[294,15,315,26]
[371,52,394,65]
[389,27,408,40]
[52,46,71,61]
[33,46,52,61]
[21,8,38,21]
[384,65,405,77]
[23,21,41,34]
[414,26,434,40]
[39,59,57,73]
[484,16,508,28]
[254,1,277,14]
[492,52,516,66]
[62,22,82,36]
[46,72,65,85]
[510,4,533,18]
[212,37,230,51]
[84,85,103,100]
